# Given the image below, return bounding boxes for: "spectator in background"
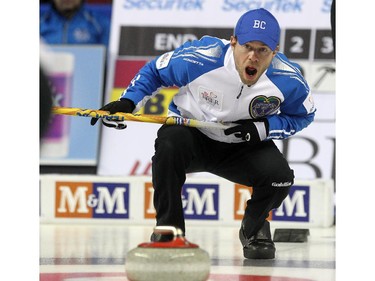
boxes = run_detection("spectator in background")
[40,0,110,47]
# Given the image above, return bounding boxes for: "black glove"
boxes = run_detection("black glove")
[224,118,269,144]
[90,98,135,129]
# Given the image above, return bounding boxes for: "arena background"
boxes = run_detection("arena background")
[1,1,367,280]
[37,0,336,228]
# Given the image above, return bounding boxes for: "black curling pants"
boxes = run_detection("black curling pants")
[151,125,294,237]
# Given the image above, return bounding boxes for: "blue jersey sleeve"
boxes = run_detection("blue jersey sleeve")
[120,36,227,111]
[266,53,316,139]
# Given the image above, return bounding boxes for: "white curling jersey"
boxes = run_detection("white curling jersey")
[120,36,316,143]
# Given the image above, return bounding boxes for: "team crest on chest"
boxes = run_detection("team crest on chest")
[249,95,281,118]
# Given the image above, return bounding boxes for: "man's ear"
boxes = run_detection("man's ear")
[230,36,237,47]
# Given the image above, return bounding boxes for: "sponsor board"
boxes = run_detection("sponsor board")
[40,175,334,227]
[55,181,129,219]
[234,184,310,222]
[144,182,219,220]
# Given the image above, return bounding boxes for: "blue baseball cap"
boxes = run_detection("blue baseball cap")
[234,8,280,50]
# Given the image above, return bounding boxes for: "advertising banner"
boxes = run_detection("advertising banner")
[40,175,335,227]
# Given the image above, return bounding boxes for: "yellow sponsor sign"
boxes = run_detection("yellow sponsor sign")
[110,88,179,116]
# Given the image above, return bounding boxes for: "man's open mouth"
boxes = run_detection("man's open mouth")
[246,67,257,76]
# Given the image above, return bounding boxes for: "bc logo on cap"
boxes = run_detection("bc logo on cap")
[253,20,266,30]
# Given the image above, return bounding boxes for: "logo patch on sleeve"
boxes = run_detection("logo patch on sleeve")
[156,51,173,69]
[303,91,315,113]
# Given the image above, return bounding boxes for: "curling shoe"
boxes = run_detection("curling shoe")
[239,220,275,259]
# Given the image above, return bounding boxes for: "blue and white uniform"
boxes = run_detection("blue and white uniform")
[121,35,315,143]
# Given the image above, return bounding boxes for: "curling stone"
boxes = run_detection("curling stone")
[125,226,210,281]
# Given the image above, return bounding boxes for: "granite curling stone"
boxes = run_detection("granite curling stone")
[125,226,211,281]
